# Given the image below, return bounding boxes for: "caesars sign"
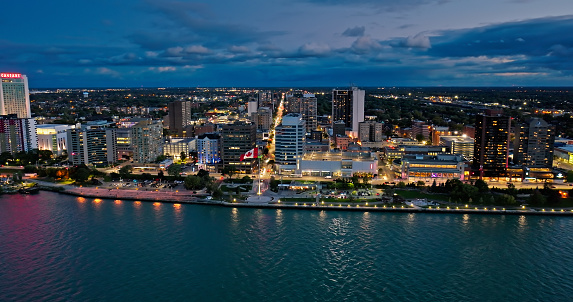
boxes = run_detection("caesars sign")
[1,73,22,78]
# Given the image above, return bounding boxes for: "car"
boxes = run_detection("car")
[324,176,332,179]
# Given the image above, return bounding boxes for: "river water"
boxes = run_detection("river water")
[1,192,573,301]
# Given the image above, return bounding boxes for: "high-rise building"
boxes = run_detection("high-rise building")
[514,118,555,168]
[248,99,258,115]
[472,109,511,179]
[251,107,273,131]
[67,125,117,166]
[275,113,306,174]
[131,119,163,163]
[0,115,37,154]
[359,121,383,143]
[0,73,31,118]
[167,100,192,136]
[285,93,317,132]
[332,87,364,135]
[197,133,221,172]
[220,121,256,174]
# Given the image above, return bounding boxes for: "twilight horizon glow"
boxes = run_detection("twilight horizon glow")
[2,0,573,88]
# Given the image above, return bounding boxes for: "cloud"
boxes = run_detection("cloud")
[351,36,383,54]
[342,26,365,37]
[229,45,251,53]
[299,0,449,11]
[397,33,431,49]
[298,42,332,57]
[185,45,210,54]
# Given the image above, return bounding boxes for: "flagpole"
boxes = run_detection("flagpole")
[257,152,262,195]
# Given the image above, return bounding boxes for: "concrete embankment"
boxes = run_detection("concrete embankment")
[33,181,573,216]
[218,202,573,216]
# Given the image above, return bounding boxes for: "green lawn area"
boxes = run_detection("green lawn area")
[394,189,450,202]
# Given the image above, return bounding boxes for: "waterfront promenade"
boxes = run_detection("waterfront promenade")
[26,178,573,217]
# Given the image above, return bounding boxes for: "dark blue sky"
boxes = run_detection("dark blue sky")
[2,0,573,87]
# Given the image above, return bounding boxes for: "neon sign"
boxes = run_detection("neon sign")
[1,73,22,78]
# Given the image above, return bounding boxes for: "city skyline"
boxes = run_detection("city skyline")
[2,0,573,87]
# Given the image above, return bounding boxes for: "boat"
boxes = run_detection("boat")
[18,186,40,194]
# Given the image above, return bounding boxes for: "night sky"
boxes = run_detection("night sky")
[2,0,573,87]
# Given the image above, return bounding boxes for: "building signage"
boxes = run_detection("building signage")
[1,73,22,78]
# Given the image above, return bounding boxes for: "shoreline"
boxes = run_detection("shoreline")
[31,183,573,217]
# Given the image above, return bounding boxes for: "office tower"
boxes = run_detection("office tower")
[275,113,306,174]
[472,109,511,179]
[285,93,317,132]
[439,136,474,159]
[332,87,364,135]
[167,100,192,136]
[197,133,221,171]
[251,107,273,131]
[0,115,37,154]
[358,121,383,143]
[131,119,163,163]
[67,126,117,166]
[220,121,256,174]
[36,124,75,156]
[0,73,31,118]
[248,98,258,115]
[514,118,555,167]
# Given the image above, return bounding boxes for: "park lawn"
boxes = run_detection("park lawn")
[394,189,450,202]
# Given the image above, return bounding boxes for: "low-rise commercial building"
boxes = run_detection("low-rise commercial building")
[296,150,378,178]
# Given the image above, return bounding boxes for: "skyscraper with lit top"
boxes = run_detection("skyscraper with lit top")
[0,73,31,118]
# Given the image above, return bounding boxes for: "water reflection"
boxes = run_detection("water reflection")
[463,214,470,223]
[113,200,124,216]
[275,209,283,227]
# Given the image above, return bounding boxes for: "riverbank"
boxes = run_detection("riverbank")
[31,179,573,216]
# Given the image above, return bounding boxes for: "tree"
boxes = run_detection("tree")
[415,134,425,143]
[0,152,12,165]
[430,179,438,192]
[180,152,187,161]
[222,165,237,179]
[119,165,133,177]
[416,180,425,187]
[396,181,406,188]
[184,175,204,190]
[506,182,517,196]
[495,194,516,205]
[167,164,182,177]
[474,179,489,193]
[529,190,547,206]
[197,169,210,180]
[70,166,91,183]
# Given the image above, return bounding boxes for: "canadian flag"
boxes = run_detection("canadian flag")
[240,148,259,161]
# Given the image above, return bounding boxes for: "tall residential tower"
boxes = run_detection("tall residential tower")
[472,109,511,179]
[332,87,364,136]
[1,73,31,118]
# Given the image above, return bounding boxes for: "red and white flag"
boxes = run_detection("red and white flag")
[240,148,258,161]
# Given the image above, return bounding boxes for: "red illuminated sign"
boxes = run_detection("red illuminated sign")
[1,73,22,78]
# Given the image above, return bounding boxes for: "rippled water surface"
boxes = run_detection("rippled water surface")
[2,192,573,301]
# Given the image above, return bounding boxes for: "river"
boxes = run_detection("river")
[1,191,572,301]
